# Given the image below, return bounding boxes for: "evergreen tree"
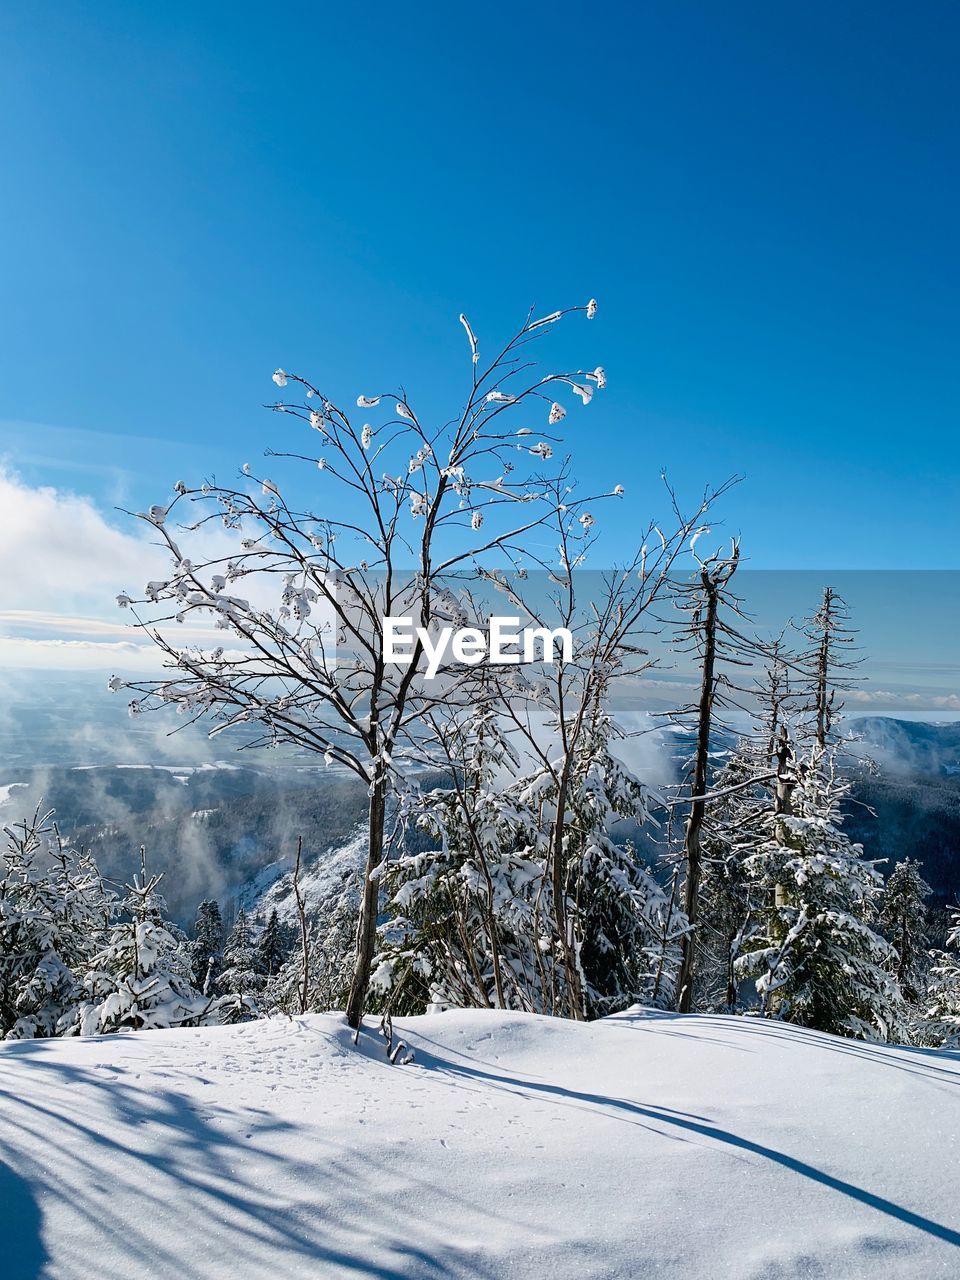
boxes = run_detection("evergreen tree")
[256,908,289,978]
[563,708,682,1016]
[78,853,216,1034]
[374,701,679,1017]
[879,859,932,1003]
[216,908,263,1023]
[737,749,903,1040]
[921,909,960,1048]
[190,898,224,995]
[375,751,551,1016]
[692,739,769,1011]
[0,810,115,1039]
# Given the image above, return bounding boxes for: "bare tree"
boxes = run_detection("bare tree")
[292,836,309,1016]
[113,302,607,1029]
[670,545,742,1013]
[799,587,862,752]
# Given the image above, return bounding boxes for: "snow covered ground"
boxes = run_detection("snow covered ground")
[1,1010,958,1279]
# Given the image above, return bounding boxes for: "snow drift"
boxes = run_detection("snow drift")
[1,1009,958,1279]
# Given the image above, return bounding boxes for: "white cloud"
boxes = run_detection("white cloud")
[845,687,960,712]
[0,637,163,672]
[0,609,217,643]
[0,466,166,621]
[0,468,248,668]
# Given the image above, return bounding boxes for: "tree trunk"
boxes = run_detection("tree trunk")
[292,836,310,1015]
[773,728,795,822]
[651,862,681,1006]
[345,775,387,1029]
[677,578,719,1013]
[814,587,834,753]
[551,820,585,1020]
[725,931,738,1011]
[764,728,796,1016]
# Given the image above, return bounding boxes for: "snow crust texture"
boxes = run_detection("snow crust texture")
[1,1009,958,1279]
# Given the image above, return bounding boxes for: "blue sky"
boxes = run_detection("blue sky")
[0,2,957,698]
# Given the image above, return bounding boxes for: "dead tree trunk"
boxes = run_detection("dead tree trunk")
[805,585,859,754]
[761,725,800,1016]
[676,572,720,1013]
[773,726,796,823]
[813,586,836,753]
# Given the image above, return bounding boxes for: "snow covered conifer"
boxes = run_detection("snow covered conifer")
[879,859,931,1004]
[190,898,224,995]
[691,738,769,1011]
[737,749,902,1040]
[375,687,680,1018]
[0,810,114,1039]
[216,908,263,1022]
[374,708,548,1015]
[256,907,290,978]
[266,922,355,1016]
[798,587,861,753]
[562,707,682,1016]
[78,852,215,1034]
[921,909,960,1048]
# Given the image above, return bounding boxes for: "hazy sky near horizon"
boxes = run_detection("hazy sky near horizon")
[0,3,957,708]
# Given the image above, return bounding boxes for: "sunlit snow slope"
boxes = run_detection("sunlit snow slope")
[1,1010,958,1279]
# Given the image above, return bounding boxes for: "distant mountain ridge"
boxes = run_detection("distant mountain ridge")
[845,717,960,903]
[2,714,957,925]
[0,763,368,927]
[848,717,960,778]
